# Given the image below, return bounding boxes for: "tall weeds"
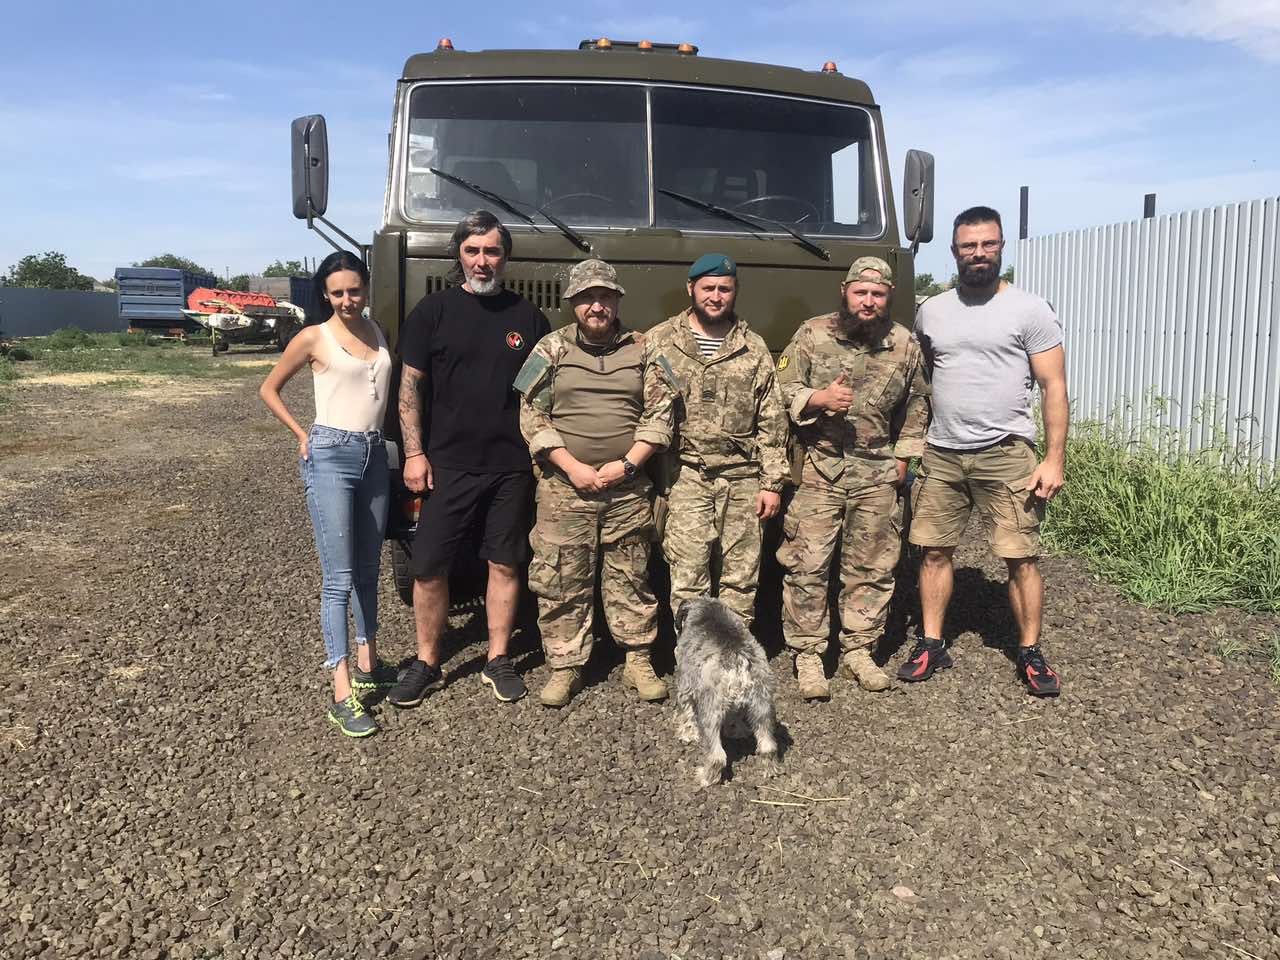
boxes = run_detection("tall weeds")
[1043,402,1280,614]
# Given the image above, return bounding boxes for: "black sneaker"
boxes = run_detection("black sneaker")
[1017,645,1062,697]
[481,655,527,703]
[327,694,379,738]
[351,658,401,692]
[897,636,953,682]
[386,659,445,708]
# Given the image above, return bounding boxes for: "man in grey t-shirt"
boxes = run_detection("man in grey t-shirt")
[902,205,1069,698]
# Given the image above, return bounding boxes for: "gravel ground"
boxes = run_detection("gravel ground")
[1,364,1277,960]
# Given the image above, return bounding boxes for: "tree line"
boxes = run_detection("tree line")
[7,249,1017,298]
[915,266,1016,298]
[0,252,311,292]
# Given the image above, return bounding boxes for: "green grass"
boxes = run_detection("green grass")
[1215,628,1280,684]
[1042,406,1280,615]
[10,328,260,379]
[0,356,15,410]
[41,327,99,351]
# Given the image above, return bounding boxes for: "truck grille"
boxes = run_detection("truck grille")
[419,274,563,312]
[505,278,562,311]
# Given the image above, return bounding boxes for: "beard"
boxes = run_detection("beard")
[837,304,891,345]
[958,253,1001,288]
[691,303,734,328]
[467,273,503,296]
[577,314,617,344]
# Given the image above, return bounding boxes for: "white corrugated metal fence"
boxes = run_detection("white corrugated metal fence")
[1017,196,1280,468]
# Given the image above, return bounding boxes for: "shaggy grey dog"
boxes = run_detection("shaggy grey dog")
[673,597,780,787]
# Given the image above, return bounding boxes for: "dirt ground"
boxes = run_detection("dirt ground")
[1,359,1277,960]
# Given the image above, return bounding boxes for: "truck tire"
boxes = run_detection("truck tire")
[391,541,415,607]
[278,326,297,352]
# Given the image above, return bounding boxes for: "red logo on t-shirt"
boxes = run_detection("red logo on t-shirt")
[506,331,524,350]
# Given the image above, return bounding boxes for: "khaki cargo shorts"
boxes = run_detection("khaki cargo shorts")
[907,438,1045,558]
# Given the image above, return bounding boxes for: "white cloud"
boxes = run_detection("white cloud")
[167,83,233,103]
[513,12,705,47]
[111,159,240,183]
[747,0,1280,62]
[1106,0,1280,61]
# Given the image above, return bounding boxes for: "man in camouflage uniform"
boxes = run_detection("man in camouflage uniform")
[776,256,930,700]
[513,259,677,708]
[646,253,789,626]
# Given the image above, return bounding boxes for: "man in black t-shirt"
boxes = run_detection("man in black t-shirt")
[387,211,551,707]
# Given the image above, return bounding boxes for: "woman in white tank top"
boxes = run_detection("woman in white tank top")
[259,251,397,738]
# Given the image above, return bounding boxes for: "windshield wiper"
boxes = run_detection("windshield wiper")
[534,205,592,254]
[657,188,831,262]
[428,167,592,254]
[428,167,540,229]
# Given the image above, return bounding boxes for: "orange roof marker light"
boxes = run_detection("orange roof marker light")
[596,37,613,50]
[436,38,454,51]
[638,40,653,50]
[677,42,698,55]
[821,61,838,73]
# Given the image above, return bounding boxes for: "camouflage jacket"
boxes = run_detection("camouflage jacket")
[513,323,675,481]
[777,314,930,489]
[645,310,790,493]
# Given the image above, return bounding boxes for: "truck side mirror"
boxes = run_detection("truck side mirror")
[903,149,935,245]
[291,115,329,219]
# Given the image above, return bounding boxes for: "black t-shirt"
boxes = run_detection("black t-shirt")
[399,286,551,473]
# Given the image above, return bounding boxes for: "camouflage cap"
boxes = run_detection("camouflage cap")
[563,258,626,299]
[844,256,894,286]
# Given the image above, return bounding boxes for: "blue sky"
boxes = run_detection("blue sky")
[3,0,1278,284]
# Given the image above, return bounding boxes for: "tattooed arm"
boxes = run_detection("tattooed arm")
[399,363,432,492]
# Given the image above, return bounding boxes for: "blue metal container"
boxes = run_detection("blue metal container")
[288,275,320,323]
[114,266,218,332]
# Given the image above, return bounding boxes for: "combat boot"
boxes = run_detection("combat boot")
[794,652,830,701]
[622,649,668,702]
[539,667,583,708]
[839,648,892,692]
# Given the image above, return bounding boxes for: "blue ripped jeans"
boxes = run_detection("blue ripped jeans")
[300,424,390,669]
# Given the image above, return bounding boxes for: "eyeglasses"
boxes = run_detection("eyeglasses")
[955,240,1004,255]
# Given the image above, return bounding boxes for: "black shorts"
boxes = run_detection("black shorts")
[410,467,533,579]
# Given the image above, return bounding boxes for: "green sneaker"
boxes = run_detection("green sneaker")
[351,658,401,692]
[327,694,379,738]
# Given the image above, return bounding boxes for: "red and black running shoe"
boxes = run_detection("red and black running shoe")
[897,636,952,682]
[1016,645,1061,697]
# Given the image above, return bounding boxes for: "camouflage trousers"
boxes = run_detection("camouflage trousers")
[526,477,659,669]
[776,471,903,655]
[662,465,761,625]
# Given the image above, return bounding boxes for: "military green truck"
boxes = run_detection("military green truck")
[289,37,934,603]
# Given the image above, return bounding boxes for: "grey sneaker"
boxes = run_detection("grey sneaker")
[351,658,401,692]
[327,694,379,738]
[481,655,527,703]
[387,659,446,708]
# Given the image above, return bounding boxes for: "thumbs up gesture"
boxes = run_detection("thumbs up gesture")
[820,371,854,413]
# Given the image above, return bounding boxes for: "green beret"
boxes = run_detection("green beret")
[688,253,737,280]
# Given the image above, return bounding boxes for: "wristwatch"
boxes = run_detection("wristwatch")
[621,456,638,481]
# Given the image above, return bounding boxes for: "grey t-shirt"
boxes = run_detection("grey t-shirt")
[914,285,1063,449]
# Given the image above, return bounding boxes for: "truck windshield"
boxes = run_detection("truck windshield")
[652,88,882,237]
[405,83,649,227]
[403,82,883,238]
